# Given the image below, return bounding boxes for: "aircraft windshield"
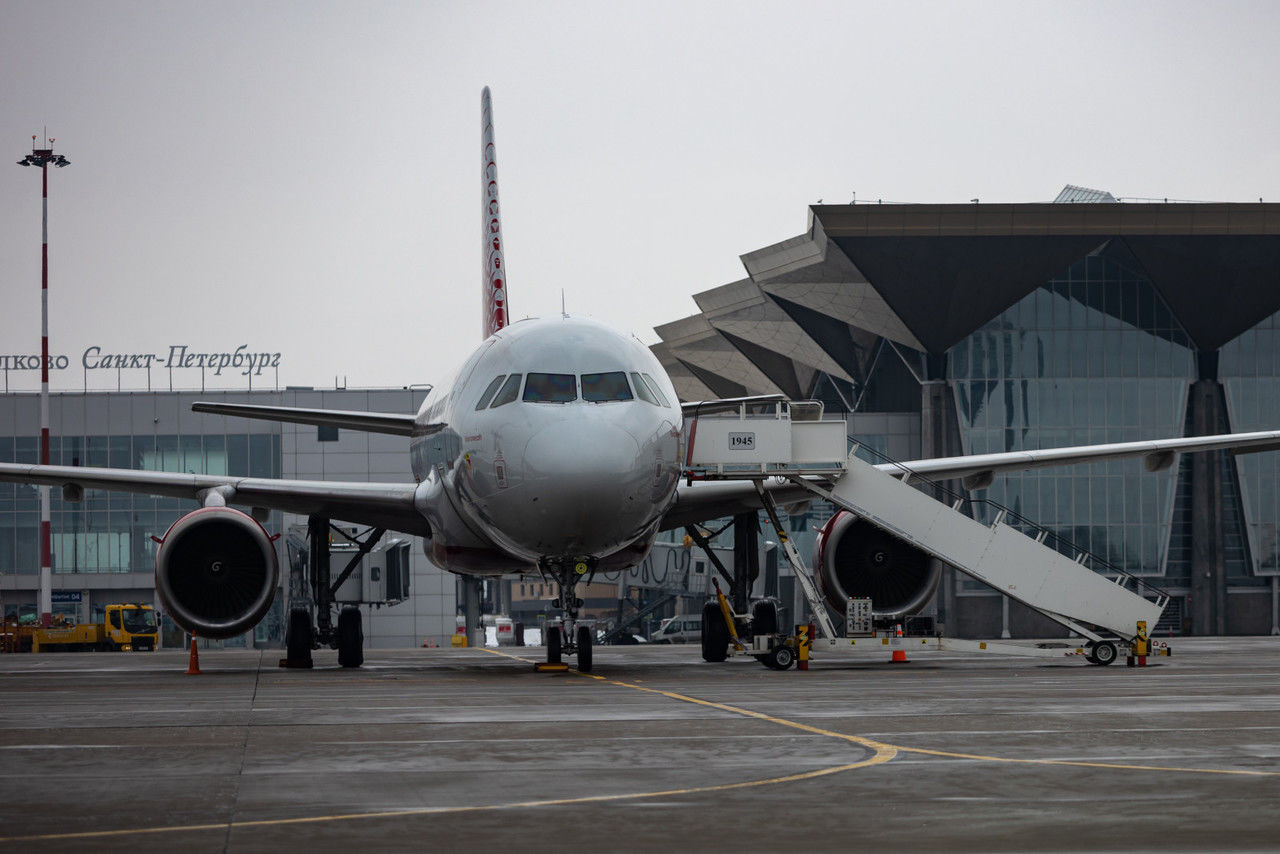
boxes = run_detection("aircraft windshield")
[476,375,507,410]
[489,374,522,408]
[640,373,671,407]
[523,373,577,403]
[581,372,632,402]
[630,372,659,405]
[121,609,156,633]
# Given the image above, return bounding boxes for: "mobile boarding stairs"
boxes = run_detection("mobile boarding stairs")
[683,401,1167,660]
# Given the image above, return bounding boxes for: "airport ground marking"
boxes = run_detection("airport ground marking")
[8,648,1279,844]
[0,648,893,844]
[888,745,1280,777]
[486,647,1280,779]
[0,759,883,843]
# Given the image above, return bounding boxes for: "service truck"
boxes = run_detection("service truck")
[30,604,159,652]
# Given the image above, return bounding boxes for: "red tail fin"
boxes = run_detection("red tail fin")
[482,86,508,338]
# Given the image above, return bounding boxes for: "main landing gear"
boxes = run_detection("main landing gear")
[282,515,381,669]
[540,557,595,673]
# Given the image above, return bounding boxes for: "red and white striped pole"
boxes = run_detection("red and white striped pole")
[18,137,69,628]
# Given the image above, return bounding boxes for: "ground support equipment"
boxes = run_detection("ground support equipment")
[683,400,1175,669]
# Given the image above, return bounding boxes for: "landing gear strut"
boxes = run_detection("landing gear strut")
[541,556,595,673]
[282,515,383,669]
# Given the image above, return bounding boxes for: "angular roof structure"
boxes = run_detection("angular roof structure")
[654,197,1280,399]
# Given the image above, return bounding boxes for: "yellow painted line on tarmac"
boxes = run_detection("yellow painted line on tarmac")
[485,647,1280,779]
[11,646,1278,844]
[0,650,893,844]
[0,755,885,843]
[891,745,1280,777]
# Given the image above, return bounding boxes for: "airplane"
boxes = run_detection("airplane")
[5,88,1280,672]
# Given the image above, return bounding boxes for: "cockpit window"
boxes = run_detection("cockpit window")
[489,374,522,408]
[630,372,659,405]
[640,373,671,407]
[523,373,577,403]
[582,372,633,402]
[475,375,507,410]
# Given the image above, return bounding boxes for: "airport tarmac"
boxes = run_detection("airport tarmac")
[2,638,1279,853]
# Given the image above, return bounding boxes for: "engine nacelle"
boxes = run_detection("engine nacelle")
[812,511,941,619]
[155,506,279,640]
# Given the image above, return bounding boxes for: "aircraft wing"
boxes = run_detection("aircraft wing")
[0,463,426,535]
[883,429,1280,488]
[190,402,427,436]
[661,478,814,531]
[662,427,1280,529]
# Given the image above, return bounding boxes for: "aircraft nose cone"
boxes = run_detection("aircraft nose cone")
[525,422,640,480]
[519,422,648,554]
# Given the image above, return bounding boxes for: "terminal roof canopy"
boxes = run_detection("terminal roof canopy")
[653,199,1280,401]
[812,203,1280,354]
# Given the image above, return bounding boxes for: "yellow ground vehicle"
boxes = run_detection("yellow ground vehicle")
[30,604,159,652]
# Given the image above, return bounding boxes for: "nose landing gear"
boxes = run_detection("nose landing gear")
[540,556,596,673]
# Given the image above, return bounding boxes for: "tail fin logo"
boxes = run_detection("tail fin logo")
[482,88,508,338]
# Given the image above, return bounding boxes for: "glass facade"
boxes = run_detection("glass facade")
[0,433,281,576]
[949,249,1194,576]
[1221,309,1280,578]
[0,387,453,649]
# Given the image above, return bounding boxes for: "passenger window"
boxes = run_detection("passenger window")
[489,374,522,408]
[582,371,633,402]
[630,372,659,405]
[475,375,507,410]
[523,373,577,403]
[640,373,671,407]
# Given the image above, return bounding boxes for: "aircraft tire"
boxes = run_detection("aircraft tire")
[701,601,729,663]
[337,606,364,668]
[576,625,593,673]
[547,625,562,664]
[286,608,314,664]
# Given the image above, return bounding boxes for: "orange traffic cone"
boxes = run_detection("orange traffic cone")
[186,636,201,675]
[890,623,908,663]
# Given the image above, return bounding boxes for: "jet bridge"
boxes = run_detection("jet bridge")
[684,402,1167,646]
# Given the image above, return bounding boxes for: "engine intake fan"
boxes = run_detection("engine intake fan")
[813,511,940,618]
[155,506,279,639]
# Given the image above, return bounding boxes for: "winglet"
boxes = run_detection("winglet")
[482,86,508,338]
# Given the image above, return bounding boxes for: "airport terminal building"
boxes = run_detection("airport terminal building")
[5,188,1280,644]
[0,387,461,648]
[653,188,1280,637]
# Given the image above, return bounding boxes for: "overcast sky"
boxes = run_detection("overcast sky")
[2,0,1278,394]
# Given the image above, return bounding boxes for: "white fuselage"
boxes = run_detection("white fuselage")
[408,316,683,576]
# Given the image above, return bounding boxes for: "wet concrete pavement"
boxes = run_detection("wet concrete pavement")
[2,638,1279,853]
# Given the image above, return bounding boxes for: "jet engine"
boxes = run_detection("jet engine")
[812,511,941,619]
[155,506,279,639]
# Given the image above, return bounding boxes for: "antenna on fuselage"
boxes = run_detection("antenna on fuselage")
[561,289,567,318]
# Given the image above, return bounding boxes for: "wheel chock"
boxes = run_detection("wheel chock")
[1127,620,1149,667]
[534,662,570,672]
[278,657,314,669]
